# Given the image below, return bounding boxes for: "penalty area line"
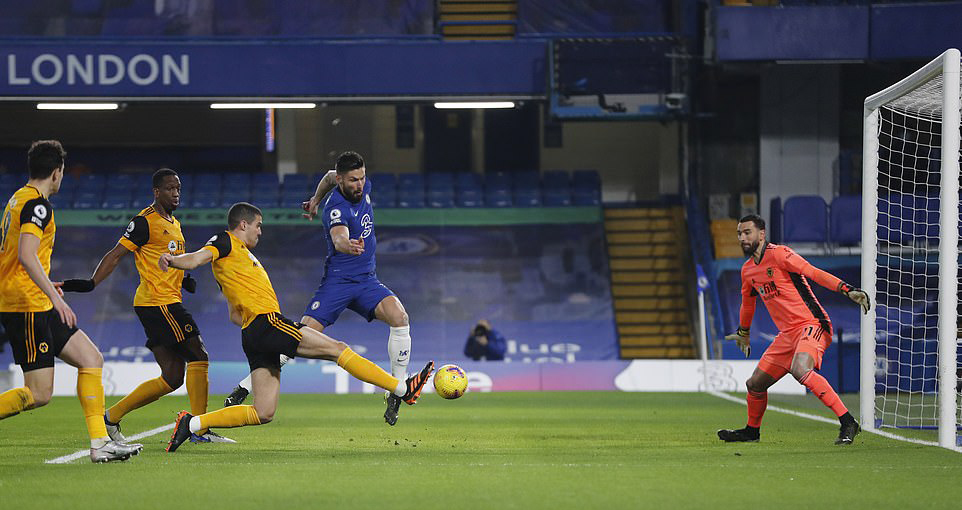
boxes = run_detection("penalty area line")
[707,390,961,452]
[44,423,174,464]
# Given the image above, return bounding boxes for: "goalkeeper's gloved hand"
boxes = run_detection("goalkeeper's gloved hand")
[182,273,197,294]
[838,282,871,314]
[724,327,751,358]
[60,279,95,293]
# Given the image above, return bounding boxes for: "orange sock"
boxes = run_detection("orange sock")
[799,371,848,417]
[186,361,210,417]
[746,391,767,428]
[197,405,262,431]
[336,347,399,392]
[77,368,109,440]
[0,387,34,419]
[107,376,174,423]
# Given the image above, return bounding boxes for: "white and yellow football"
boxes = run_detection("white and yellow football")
[433,364,468,399]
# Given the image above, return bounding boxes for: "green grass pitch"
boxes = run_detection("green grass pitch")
[1,391,960,509]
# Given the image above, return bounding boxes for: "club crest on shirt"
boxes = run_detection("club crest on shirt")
[766,268,774,278]
[168,240,178,252]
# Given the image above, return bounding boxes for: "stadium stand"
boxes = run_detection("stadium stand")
[782,195,828,243]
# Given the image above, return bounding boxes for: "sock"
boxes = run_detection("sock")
[194,405,262,432]
[237,373,253,392]
[746,390,767,428]
[77,368,109,443]
[186,361,210,417]
[0,387,34,419]
[388,326,411,380]
[336,347,401,395]
[107,376,175,423]
[799,370,848,417]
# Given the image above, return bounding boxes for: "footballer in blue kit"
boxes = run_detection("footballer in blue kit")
[225,151,414,426]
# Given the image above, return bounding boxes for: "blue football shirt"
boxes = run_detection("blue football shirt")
[321,179,376,277]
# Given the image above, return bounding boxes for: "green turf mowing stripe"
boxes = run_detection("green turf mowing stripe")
[44,423,175,464]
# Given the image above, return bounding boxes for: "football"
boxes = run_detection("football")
[433,364,468,399]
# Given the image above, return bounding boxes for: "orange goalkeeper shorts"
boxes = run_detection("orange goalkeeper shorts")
[758,322,832,379]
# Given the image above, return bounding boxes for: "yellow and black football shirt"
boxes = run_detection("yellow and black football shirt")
[118,206,186,307]
[0,185,56,312]
[202,231,281,328]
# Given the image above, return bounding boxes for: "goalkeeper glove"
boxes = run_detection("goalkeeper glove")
[838,282,871,314]
[60,279,95,293]
[182,273,197,294]
[724,327,751,358]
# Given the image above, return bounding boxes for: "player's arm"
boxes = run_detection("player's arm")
[330,224,364,256]
[777,247,871,313]
[724,275,755,357]
[302,170,337,220]
[61,215,147,293]
[160,248,213,272]
[19,232,76,328]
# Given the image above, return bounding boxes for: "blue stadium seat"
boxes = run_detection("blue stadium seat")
[456,188,484,208]
[221,189,251,208]
[49,190,73,210]
[783,195,828,242]
[513,171,540,191]
[426,172,454,191]
[830,196,861,244]
[258,188,282,206]
[513,189,542,207]
[572,189,600,206]
[396,189,424,208]
[543,188,571,207]
[190,190,220,209]
[484,172,511,193]
[75,174,107,192]
[225,173,253,193]
[130,195,152,210]
[73,190,104,209]
[279,195,305,209]
[572,169,601,188]
[281,173,311,194]
[485,189,512,207]
[372,188,397,208]
[105,174,136,192]
[398,173,425,192]
[0,173,18,188]
[251,173,280,191]
[102,195,131,210]
[369,173,397,192]
[427,189,455,208]
[455,172,482,191]
[193,173,223,193]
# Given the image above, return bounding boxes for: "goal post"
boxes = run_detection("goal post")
[861,48,960,451]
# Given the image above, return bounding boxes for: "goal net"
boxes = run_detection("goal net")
[861,49,961,450]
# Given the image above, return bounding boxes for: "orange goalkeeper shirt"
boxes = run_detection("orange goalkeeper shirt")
[738,243,842,335]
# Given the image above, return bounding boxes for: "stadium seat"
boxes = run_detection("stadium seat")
[221,189,251,207]
[105,174,136,192]
[782,195,828,242]
[369,173,397,192]
[485,189,512,207]
[281,173,310,193]
[513,188,542,207]
[398,173,425,193]
[225,173,253,193]
[542,170,571,190]
[543,188,571,207]
[75,174,107,192]
[73,190,104,209]
[484,172,511,194]
[426,172,454,191]
[251,173,280,191]
[513,171,540,191]
[48,190,73,210]
[572,189,600,206]
[372,188,397,208]
[130,195,152,210]
[455,172,482,191]
[829,195,861,244]
[193,173,223,193]
[427,189,455,208]
[190,190,220,209]
[456,188,484,208]
[397,188,425,208]
[102,195,131,210]
[279,195,305,209]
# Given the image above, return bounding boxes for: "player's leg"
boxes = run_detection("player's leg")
[718,334,791,443]
[373,295,411,380]
[297,325,433,403]
[0,313,43,418]
[789,326,858,444]
[58,327,142,460]
[103,343,181,442]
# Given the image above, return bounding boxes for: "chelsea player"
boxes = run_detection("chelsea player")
[225,151,414,426]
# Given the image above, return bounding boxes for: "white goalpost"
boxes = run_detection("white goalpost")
[861,48,961,451]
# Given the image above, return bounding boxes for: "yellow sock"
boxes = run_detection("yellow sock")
[198,405,261,431]
[107,376,174,423]
[336,347,399,392]
[186,361,210,416]
[77,368,109,440]
[0,387,34,419]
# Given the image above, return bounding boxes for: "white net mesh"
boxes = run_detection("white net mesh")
[874,71,962,438]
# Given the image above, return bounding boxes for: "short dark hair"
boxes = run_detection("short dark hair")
[738,214,766,230]
[227,202,262,230]
[27,140,66,180]
[152,168,178,189]
[334,151,365,175]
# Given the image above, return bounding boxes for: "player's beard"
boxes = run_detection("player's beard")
[340,184,362,204]
[742,240,758,258]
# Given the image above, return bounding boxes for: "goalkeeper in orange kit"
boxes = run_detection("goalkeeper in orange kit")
[718,215,870,445]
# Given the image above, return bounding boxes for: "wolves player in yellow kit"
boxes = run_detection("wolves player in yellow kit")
[159,203,434,452]
[59,168,231,445]
[0,140,141,462]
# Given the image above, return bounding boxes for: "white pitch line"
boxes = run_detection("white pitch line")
[44,423,174,464]
[708,390,961,452]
